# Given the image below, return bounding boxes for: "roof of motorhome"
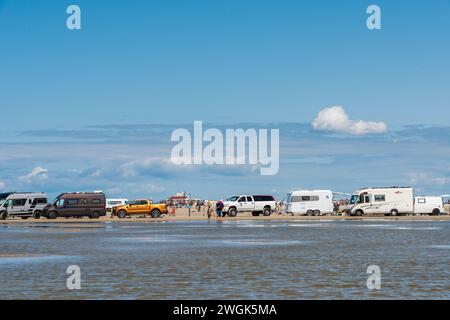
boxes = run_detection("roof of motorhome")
[290,190,332,193]
[359,187,412,189]
[58,192,105,198]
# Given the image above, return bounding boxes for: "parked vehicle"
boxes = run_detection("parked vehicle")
[106,198,129,213]
[285,190,334,216]
[112,199,168,218]
[0,192,48,220]
[347,187,414,216]
[222,195,276,217]
[413,196,444,215]
[42,192,106,219]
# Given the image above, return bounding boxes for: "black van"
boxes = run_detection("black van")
[42,192,106,219]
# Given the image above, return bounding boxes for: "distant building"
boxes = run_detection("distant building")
[169,192,189,206]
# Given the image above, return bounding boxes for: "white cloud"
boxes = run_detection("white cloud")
[19,166,49,183]
[312,106,388,135]
[0,181,6,191]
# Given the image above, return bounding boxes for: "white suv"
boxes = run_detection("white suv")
[222,195,276,217]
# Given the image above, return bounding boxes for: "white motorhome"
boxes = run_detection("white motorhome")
[413,196,444,215]
[222,195,276,217]
[0,192,48,220]
[106,198,129,213]
[285,190,334,216]
[347,187,413,216]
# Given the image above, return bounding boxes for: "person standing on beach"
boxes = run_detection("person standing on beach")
[216,200,224,223]
[206,202,212,221]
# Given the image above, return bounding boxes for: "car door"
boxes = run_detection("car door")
[137,200,149,214]
[363,194,375,214]
[11,198,26,216]
[127,200,141,214]
[65,198,80,217]
[245,196,255,211]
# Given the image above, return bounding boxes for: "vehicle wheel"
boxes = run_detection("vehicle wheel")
[150,209,161,218]
[90,211,100,219]
[390,209,399,216]
[33,211,41,219]
[117,210,127,219]
[432,208,440,216]
[306,210,314,216]
[21,217,28,220]
[48,211,58,219]
[355,210,364,216]
[252,212,260,216]
[228,207,237,217]
[0,212,6,220]
[263,207,272,216]
[313,210,321,216]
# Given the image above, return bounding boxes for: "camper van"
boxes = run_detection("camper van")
[413,196,444,215]
[285,190,334,216]
[42,192,106,219]
[0,192,48,220]
[348,187,414,216]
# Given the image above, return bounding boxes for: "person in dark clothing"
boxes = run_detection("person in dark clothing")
[216,200,224,222]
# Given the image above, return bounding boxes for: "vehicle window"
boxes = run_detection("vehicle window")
[138,200,147,205]
[364,195,371,203]
[56,199,65,207]
[130,200,140,205]
[91,199,101,205]
[350,195,359,204]
[300,196,311,201]
[418,198,426,204]
[238,197,246,202]
[227,196,239,201]
[253,195,275,201]
[291,196,301,202]
[67,199,79,206]
[246,196,253,202]
[374,195,385,202]
[13,199,27,206]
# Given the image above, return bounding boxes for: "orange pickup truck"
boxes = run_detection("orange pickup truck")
[112,199,168,218]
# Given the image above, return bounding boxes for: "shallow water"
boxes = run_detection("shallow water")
[0,220,449,299]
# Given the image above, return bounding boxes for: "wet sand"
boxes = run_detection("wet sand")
[0,207,449,224]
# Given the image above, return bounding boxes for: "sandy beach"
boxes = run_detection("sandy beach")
[1,207,449,224]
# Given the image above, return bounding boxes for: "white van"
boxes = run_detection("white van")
[0,192,48,220]
[106,198,129,213]
[285,190,334,216]
[413,196,444,215]
[348,187,413,216]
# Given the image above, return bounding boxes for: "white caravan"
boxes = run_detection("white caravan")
[285,190,334,216]
[0,192,48,220]
[413,196,444,215]
[348,187,413,216]
[106,198,129,213]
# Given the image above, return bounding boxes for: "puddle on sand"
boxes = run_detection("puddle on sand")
[219,239,312,246]
[0,254,80,264]
[429,245,450,249]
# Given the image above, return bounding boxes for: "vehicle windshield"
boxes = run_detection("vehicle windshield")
[227,196,239,201]
[51,197,61,205]
[0,200,4,206]
[349,194,360,205]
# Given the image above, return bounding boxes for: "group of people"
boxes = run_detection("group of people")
[203,200,225,222]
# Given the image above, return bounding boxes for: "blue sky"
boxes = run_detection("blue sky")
[0,1,449,200]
